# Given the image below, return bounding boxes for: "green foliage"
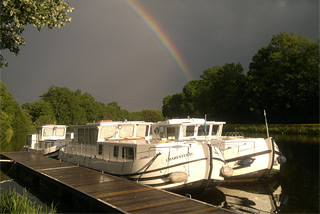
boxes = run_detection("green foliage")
[163,33,319,124]
[0,0,74,67]
[131,109,164,122]
[39,86,108,125]
[0,82,32,152]
[22,100,55,124]
[224,124,320,136]
[0,188,56,214]
[22,86,165,128]
[247,32,319,123]
[104,102,129,121]
[162,63,247,123]
[162,93,186,118]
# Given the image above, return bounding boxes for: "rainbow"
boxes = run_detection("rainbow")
[123,0,194,81]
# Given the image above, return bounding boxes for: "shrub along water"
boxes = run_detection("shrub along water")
[0,188,56,214]
[224,124,320,136]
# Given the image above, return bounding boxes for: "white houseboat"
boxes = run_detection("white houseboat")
[25,124,73,157]
[151,118,286,182]
[58,120,228,191]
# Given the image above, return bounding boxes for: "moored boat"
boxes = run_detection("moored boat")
[25,124,73,157]
[58,120,228,191]
[151,118,286,182]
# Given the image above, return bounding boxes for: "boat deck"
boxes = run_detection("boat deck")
[0,152,233,213]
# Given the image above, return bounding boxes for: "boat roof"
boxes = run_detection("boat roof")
[154,118,226,125]
[72,120,152,128]
[36,124,67,129]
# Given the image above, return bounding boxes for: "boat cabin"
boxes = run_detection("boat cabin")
[37,124,67,141]
[151,118,225,141]
[69,120,154,162]
[25,124,72,154]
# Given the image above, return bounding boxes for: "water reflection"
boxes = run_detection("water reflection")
[191,133,319,214]
[193,179,286,214]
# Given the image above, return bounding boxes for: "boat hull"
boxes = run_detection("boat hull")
[215,137,283,182]
[58,142,226,191]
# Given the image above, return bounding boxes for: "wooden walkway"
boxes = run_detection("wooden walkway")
[0,152,233,213]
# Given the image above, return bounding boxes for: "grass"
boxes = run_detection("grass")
[0,188,57,214]
[224,124,320,135]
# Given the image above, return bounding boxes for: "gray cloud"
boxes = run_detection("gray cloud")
[1,0,318,111]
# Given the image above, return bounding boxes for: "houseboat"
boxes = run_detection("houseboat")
[58,120,228,191]
[151,118,286,182]
[25,124,73,157]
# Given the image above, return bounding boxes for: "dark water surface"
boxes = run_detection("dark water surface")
[191,134,320,213]
[1,134,319,213]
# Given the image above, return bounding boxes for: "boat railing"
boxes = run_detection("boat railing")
[224,132,244,138]
[65,142,97,157]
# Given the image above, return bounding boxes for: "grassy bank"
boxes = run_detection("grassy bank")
[0,188,56,214]
[224,124,320,135]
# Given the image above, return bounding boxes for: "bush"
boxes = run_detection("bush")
[0,188,56,214]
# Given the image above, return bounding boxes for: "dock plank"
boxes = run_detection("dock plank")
[1,152,233,213]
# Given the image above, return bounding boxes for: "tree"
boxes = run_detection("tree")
[246,32,319,123]
[0,0,73,67]
[162,93,186,118]
[104,102,131,121]
[40,86,76,124]
[181,80,204,117]
[132,109,164,122]
[22,100,55,124]
[207,63,247,122]
[0,82,32,152]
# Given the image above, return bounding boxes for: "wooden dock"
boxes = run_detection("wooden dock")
[0,152,233,213]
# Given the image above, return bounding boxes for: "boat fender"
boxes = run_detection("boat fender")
[238,157,255,166]
[168,172,188,183]
[277,155,287,164]
[220,166,233,177]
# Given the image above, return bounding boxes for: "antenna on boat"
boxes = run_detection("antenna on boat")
[264,110,270,138]
[204,114,207,142]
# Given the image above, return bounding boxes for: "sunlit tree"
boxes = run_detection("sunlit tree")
[0,0,73,67]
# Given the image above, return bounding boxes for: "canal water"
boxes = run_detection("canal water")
[191,134,320,213]
[1,134,319,213]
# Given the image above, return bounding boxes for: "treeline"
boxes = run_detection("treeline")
[0,83,163,152]
[163,32,319,124]
[21,86,164,126]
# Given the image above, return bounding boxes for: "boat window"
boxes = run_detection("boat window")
[183,126,195,137]
[122,147,134,160]
[119,125,134,138]
[85,129,89,144]
[55,127,65,136]
[159,126,166,138]
[100,125,117,139]
[212,125,219,135]
[198,125,209,136]
[78,128,85,143]
[113,146,119,157]
[152,127,160,139]
[98,144,103,155]
[43,128,54,137]
[89,128,97,144]
[136,125,148,137]
[167,127,179,140]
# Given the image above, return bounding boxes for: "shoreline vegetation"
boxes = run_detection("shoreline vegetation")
[224,124,320,136]
[0,188,56,214]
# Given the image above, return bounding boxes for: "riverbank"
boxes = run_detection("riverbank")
[224,124,320,136]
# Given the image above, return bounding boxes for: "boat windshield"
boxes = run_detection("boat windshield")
[136,125,149,138]
[182,125,195,137]
[167,127,179,140]
[43,127,54,137]
[198,125,210,136]
[55,127,65,136]
[119,125,134,138]
[100,125,117,139]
